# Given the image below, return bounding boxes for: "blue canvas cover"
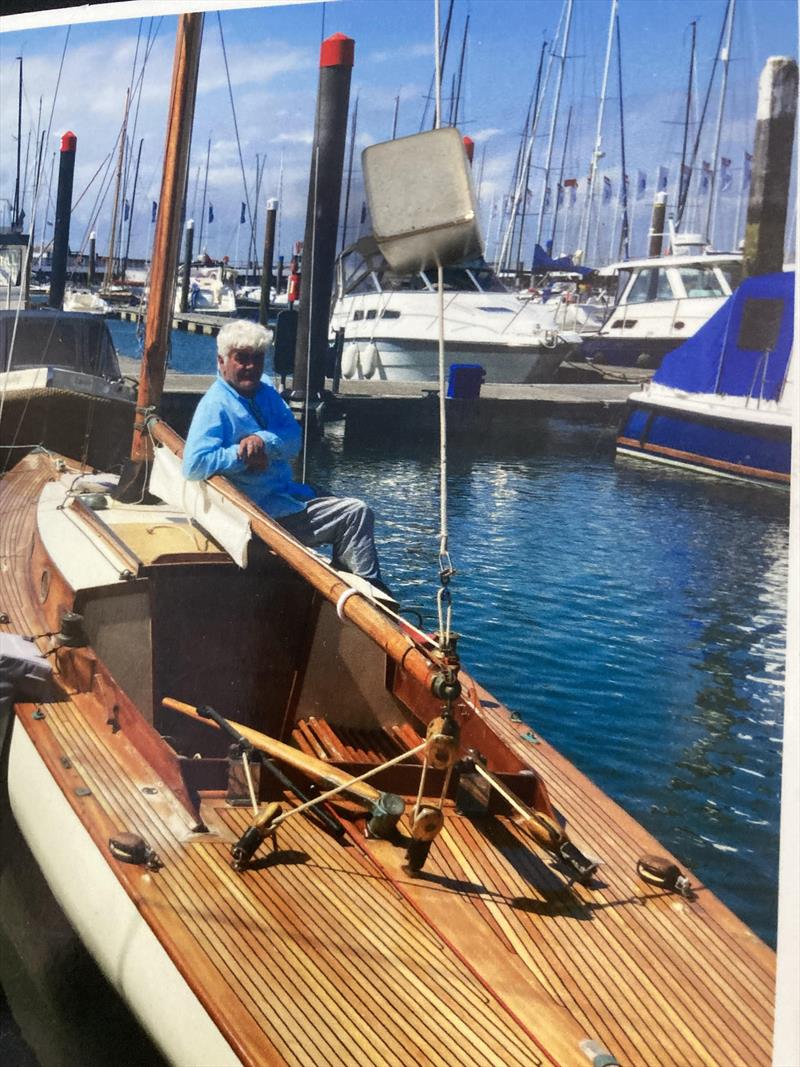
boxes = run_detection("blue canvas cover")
[531,244,593,277]
[654,271,794,400]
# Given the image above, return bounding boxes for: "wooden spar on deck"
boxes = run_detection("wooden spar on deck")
[163,697,386,808]
[131,13,203,464]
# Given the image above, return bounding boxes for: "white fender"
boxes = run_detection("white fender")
[341,342,360,379]
[361,342,378,380]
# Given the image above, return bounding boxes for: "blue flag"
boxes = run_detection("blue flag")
[240,202,246,224]
[123,200,130,221]
[151,200,157,223]
[208,203,214,224]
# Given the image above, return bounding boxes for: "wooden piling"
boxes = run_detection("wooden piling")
[648,192,667,258]
[259,198,277,327]
[88,231,96,286]
[292,33,354,403]
[179,219,194,313]
[743,56,798,277]
[48,131,76,309]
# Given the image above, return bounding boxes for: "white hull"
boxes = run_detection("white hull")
[335,335,568,384]
[7,722,241,1067]
[63,289,111,315]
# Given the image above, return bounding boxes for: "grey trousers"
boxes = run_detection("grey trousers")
[277,496,384,585]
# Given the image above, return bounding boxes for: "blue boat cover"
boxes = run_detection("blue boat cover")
[532,244,594,277]
[654,271,794,400]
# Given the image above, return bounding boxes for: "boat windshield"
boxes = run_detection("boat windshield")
[419,266,508,293]
[0,312,122,379]
[677,265,727,298]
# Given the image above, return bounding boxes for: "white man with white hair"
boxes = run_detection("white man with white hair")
[183,319,391,596]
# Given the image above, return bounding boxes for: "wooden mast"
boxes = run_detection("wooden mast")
[131,13,203,463]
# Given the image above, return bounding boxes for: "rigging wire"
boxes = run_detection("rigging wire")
[217,12,257,271]
[300,146,320,484]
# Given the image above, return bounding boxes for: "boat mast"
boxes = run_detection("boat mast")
[535,0,573,249]
[103,90,131,290]
[549,104,572,254]
[197,135,212,253]
[122,136,144,280]
[675,20,696,229]
[705,0,736,244]
[131,13,204,464]
[577,0,617,264]
[614,8,630,260]
[514,41,548,272]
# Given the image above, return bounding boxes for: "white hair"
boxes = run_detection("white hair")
[217,319,271,362]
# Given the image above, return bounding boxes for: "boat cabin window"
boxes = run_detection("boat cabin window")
[677,265,726,299]
[420,268,479,292]
[467,268,508,293]
[626,268,674,304]
[381,272,432,292]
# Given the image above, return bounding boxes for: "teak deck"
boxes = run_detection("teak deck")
[0,458,775,1067]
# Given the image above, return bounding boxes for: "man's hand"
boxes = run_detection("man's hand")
[237,434,269,471]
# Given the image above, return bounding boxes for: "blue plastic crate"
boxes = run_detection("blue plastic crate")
[446,363,485,399]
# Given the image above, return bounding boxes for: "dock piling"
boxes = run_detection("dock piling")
[179,219,194,313]
[647,192,667,258]
[291,33,354,408]
[259,198,278,327]
[48,131,76,309]
[743,56,798,277]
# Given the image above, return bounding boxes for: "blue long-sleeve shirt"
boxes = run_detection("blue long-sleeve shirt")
[182,375,314,517]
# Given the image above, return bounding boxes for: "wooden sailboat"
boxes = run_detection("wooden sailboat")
[0,14,775,1067]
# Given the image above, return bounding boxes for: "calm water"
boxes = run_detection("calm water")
[106,318,788,947]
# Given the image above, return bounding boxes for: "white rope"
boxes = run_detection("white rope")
[335,586,358,621]
[268,739,428,830]
[241,750,259,816]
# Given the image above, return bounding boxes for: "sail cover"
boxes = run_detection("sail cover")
[531,244,593,276]
[654,271,794,400]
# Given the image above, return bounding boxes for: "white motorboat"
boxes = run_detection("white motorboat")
[582,237,742,368]
[329,241,580,384]
[63,287,111,315]
[175,264,238,315]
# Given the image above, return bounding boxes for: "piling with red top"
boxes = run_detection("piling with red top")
[48,131,77,309]
[291,33,355,402]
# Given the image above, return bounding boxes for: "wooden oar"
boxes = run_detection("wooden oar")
[162,697,406,834]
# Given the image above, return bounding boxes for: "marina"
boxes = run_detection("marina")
[0,1,795,1065]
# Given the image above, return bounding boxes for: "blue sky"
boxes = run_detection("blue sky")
[1,0,797,268]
